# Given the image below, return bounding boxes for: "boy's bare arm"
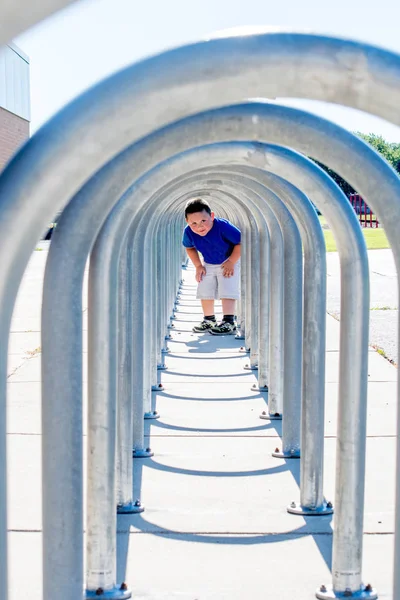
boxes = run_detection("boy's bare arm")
[222,244,241,277]
[186,247,207,282]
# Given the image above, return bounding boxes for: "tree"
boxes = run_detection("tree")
[311,160,356,196]
[310,132,400,197]
[357,133,400,174]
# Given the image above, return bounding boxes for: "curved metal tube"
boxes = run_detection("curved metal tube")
[96,142,366,596]
[236,166,326,471]
[0,35,400,591]
[127,171,281,401]
[102,147,326,509]
[45,119,374,596]
[0,0,78,47]
[86,196,144,593]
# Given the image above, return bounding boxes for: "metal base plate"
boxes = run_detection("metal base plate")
[132,448,154,459]
[144,410,160,420]
[252,383,268,392]
[288,500,334,516]
[272,449,300,459]
[152,383,164,391]
[117,501,144,514]
[260,411,282,420]
[85,586,131,599]
[244,364,258,371]
[315,584,377,599]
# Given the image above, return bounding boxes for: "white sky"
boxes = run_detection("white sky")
[15,0,400,141]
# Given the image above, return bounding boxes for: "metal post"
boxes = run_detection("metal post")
[86,207,132,599]
[236,223,247,341]
[247,213,261,370]
[116,239,145,514]
[219,169,304,452]
[242,167,327,500]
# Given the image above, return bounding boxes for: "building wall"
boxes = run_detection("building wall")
[0,106,29,170]
[0,43,30,121]
[0,43,30,171]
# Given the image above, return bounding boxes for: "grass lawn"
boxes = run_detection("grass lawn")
[318,216,390,252]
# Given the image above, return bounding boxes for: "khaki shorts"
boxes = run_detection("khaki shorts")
[196,261,240,300]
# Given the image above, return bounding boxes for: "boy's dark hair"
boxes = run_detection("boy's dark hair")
[184,198,211,219]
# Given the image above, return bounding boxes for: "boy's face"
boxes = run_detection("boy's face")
[186,210,215,236]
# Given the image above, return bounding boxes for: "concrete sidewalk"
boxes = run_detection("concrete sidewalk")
[326,249,398,365]
[7,251,397,599]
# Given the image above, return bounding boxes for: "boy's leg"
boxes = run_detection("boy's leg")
[193,264,218,332]
[221,298,236,316]
[209,263,240,335]
[201,299,215,318]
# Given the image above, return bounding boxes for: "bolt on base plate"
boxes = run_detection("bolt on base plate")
[260,411,282,420]
[144,410,160,420]
[132,448,154,459]
[152,383,164,391]
[244,364,258,370]
[235,333,245,340]
[117,500,144,514]
[85,585,131,599]
[288,500,334,516]
[315,584,377,599]
[252,383,268,392]
[272,448,300,459]
[239,346,250,353]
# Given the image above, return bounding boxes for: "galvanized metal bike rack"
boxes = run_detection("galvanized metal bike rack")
[0,27,400,600]
[77,126,382,595]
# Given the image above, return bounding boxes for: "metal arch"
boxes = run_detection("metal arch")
[92,142,365,596]
[40,119,368,596]
[1,35,400,332]
[146,176,266,375]
[90,145,334,482]
[126,161,321,483]
[169,187,257,345]
[1,32,400,595]
[38,99,397,598]
[139,171,290,417]
[0,0,80,47]
[179,167,326,465]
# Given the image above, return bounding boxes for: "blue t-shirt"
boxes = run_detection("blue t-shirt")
[182,217,241,264]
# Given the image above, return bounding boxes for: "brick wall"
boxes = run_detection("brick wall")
[0,106,29,172]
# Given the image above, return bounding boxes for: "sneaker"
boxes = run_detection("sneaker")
[192,319,215,332]
[209,320,237,336]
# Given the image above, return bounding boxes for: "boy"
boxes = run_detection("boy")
[182,198,241,335]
